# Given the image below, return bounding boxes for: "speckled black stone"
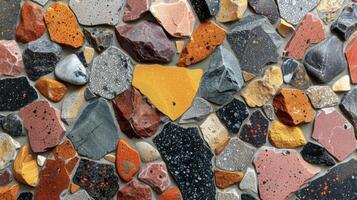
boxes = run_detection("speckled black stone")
[83,28,113,52]
[239,110,269,147]
[17,192,33,200]
[216,99,249,134]
[73,159,119,200]
[153,123,216,200]
[331,3,357,41]
[84,88,97,101]
[340,88,357,133]
[0,77,38,111]
[0,0,21,39]
[300,142,336,167]
[296,158,357,200]
[248,0,279,23]
[23,39,62,81]
[2,113,23,137]
[189,0,220,21]
[241,193,257,200]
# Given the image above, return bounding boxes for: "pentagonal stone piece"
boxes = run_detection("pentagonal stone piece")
[239,110,269,147]
[216,99,249,134]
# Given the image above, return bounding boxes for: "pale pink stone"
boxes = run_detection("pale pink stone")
[0,40,24,77]
[138,161,170,193]
[123,0,150,22]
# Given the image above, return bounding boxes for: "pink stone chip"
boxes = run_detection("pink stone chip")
[254,148,319,200]
[345,34,357,84]
[123,0,150,22]
[284,14,325,60]
[0,40,24,77]
[138,161,170,193]
[117,179,153,200]
[19,100,66,153]
[312,108,357,161]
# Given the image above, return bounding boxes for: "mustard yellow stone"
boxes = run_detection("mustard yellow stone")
[132,64,203,121]
[13,144,39,187]
[269,120,307,148]
[216,0,247,23]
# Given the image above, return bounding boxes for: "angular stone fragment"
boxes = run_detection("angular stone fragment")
[300,142,336,166]
[150,0,195,38]
[83,28,113,53]
[248,0,279,23]
[200,114,230,152]
[216,99,249,134]
[304,36,347,83]
[52,140,79,173]
[16,2,45,43]
[117,179,153,200]
[20,100,65,153]
[153,123,216,200]
[179,97,213,123]
[133,64,202,121]
[104,154,116,163]
[136,142,160,163]
[32,0,48,6]
[0,184,19,200]
[340,88,357,132]
[61,87,85,125]
[332,75,351,92]
[296,158,357,200]
[89,46,133,99]
[277,0,320,25]
[282,58,312,89]
[73,159,119,199]
[0,0,21,40]
[216,0,247,23]
[218,188,240,200]
[273,88,315,126]
[312,108,356,161]
[69,0,122,26]
[17,192,33,200]
[66,190,93,200]
[263,104,274,121]
[239,110,269,147]
[346,34,357,84]
[189,0,220,21]
[112,87,160,138]
[239,167,257,193]
[158,187,182,200]
[75,46,94,68]
[0,133,18,170]
[241,193,257,200]
[215,169,243,189]
[37,155,46,167]
[269,120,307,148]
[138,161,170,193]
[68,99,118,160]
[200,45,244,105]
[284,14,325,60]
[216,137,255,171]
[13,144,38,187]
[2,114,23,137]
[331,3,357,40]
[123,0,149,21]
[0,40,24,77]
[0,169,12,186]
[317,0,344,23]
[23,38,62,81]
[84,88,97,101]
[44,2,84,48]
[178,21,225,66]
[116,139,141,182]
[277,18,295,37]
[306,86,339,109]
[35,77,67,102]
[254,148,320,200]
[55,54,88,85]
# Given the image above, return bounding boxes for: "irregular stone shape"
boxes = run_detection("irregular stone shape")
[73,159,119,199]
[44,2,84,48]
[0,133,18,170]
[216,0,247,23]
[69,0,122,26]
[346,35,357,84]
[331,3,357,40]
[282,59,298,83]
[263,104,274,121]
[112,87,160,138]
[2,114,23,137]
[0,0,21,40]
[132,64,202,121]
[227,15,282,75]
[153,123,216,200]
[117,179,153,200]
[61,87,85,125]
[116,21,175,63]
[0,40,24,77]
[35,77,68,102]
[276,0,320,25]
[158,187,182,200]
[179,97,213,123]
[254,148,320,200]
[84,88,97,101]
[34,160,70,200]
[89,46,133,99]
[177,21,225,66]
[312,108,356,161]
[16,2,45,43]
[150,0,195,38]
[136,142,160,163]
[216,99,249,134]
[52,140,79,173]
[0,169,12,186]
[116,139,141,182]
[215,169,243,189]
[239,110,269,147]
[32,0,48,6]
[304,36,347,83]
[200,114,230,152]
[277,18,295,37]
[55,55,88,86]
[83,28,113,53]
[241,193,257,200]
[317,0,344,23]
[300,142,336,166]
[23,38,62,81]
[239,167,257,193]
[248,0,279,23]
[123,0,149,21]
[332,75,351,92]
[0,184,20,200]
[306,86,339,109]
[75,46,94,68]
[189,0,220,21]
[296,158,357,200]
[19,100,65,153]
[273,88,315,126]
[200,45,244,105]
[17,192,33,200]
[104,154,116,163]
[176,41,185,54]
[217,188,240,200]
[216,137,255,171]
[138,161,170,193]
[68,98,118,160]
[13,144,38,187]
[69,183,80,193]
[340,88,357,132]
[269,120,307,148]
[284,14,325,60]
[282,58,312,89]
[67,190,93,200]
[37,155,46,167]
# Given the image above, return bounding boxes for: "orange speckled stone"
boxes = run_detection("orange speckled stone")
[35,77,68,102]
[44,2,84,48]
[0,183,20,200]
[177,21,225,66]
[214,169,244,189]
[116,139,141,182]
[158,187,182,200]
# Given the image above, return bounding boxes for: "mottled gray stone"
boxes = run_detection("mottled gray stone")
[262,104,274,121]
[89,46,133,100]
[340,87,357,133]
[200,45,244,106]
[239,167,258,193]
[282,59,312,90]
[83,28,113,53]
[0,0,21,40]
[55,54,88,85]
[67,98,119,160]
[331,3,357,41]
[84,88,97,101]
[277,0,320,25]
[248,0,279,23]
[306,86,339,109]
[31,0,48,6]
[189,0,220,21]
[2,114,23,137]
[179,97,213,123]
[304,36,347,83]
[66,190,94,200]
[218,189,240,200]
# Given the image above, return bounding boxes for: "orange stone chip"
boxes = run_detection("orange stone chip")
[44,2,84,48]
[177,21,225,66]
[116,139,141,182]
[70,183,80,194]
[52,140,79,174]
[0,183,20,200]
[158,187,182,200]
[214,169,244,189]
[35,77,68,102]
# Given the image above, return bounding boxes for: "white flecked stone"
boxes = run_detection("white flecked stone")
[218,188,240,200]
[277,0,320,25]
[136,141,160,163]
[37,155,46,167]
[332,75,351,92]
[55,54,88,85]
[199,114,229,151]
[239,167,258,193]
[31,0,48,6]
[61,87,85,125]
[0,133,18,170]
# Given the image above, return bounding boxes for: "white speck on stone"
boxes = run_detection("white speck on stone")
[55,54,88,85]
[136,141,160,163]
[239,167,258,193]
[306,86,339,109]
[37,155,46,167]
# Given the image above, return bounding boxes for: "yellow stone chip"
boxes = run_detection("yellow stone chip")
[269,120,307,148]
[13,144,39,187]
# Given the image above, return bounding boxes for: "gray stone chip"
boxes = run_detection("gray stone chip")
[277,0,320,25]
